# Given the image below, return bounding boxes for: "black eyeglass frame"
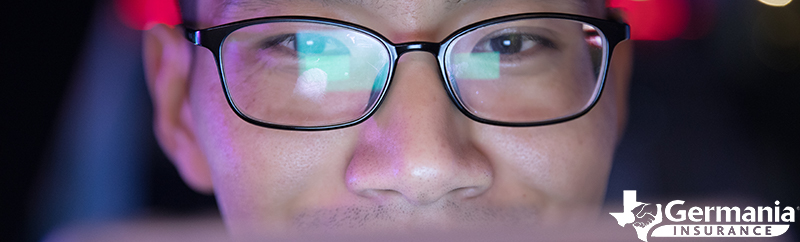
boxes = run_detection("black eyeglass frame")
[184,12,630,131]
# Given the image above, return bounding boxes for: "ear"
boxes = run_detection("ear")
[608,40,633,135]
[143,24,214,193]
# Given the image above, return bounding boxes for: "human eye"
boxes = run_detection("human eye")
[258,33,299,57]
[259,32,350,57]
[471,29,557,60]
[294,32,350,55]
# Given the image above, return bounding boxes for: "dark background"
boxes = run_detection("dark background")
[1,1,217,242]
[2,0,798,242]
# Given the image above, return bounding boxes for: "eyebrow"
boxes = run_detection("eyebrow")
[220,0,587,10]
[218,0,590,20]
[221,0,383,11]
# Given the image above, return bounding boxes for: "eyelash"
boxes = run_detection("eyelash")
[257,31,557,65]
[472,32,557,62]
[260,34,300,57]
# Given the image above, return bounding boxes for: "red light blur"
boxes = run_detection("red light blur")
[608,0,691,41]
[113,0,710,40]
[115,0,181,30]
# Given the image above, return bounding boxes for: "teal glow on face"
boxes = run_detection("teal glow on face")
[297,32,351,82]
[301,55,351,81]
[452,52,500,79]
[292,31,391,92]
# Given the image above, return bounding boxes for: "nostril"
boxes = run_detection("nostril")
[454,186,489,199]
[400,185,488,205]
[351,179,481,206]
[347,163,493,205]
[353,188,409,203]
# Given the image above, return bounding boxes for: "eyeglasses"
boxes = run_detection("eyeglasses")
[184,13,629,131]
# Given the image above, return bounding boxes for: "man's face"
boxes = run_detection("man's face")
[145,0,631,237]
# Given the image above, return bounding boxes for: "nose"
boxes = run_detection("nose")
[345,52,493,206]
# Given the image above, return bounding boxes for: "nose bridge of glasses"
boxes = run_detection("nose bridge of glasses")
[394,42,441,57]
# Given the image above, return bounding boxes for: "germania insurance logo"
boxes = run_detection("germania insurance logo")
[610,190,796,242]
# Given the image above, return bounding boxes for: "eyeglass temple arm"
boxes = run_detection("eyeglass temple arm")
[605,8,631,45]
[183,27,201,46]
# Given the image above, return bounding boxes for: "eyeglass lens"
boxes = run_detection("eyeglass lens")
[445,19,605,123]
[219,18,606,127]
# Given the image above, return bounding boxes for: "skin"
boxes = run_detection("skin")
[143,0,632,239]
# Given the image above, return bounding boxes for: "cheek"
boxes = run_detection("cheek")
[188,50,358,230]
[474,88,618,209]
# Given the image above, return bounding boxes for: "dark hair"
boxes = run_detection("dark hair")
[177,0,196,26]
[176,0,608,26]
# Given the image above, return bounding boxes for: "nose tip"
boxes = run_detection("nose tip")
[393,161,490,205]
[345,53,492,206]
[347,148,492,206]
[345,113,493,205]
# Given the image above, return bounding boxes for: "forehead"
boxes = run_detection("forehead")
[218,0,592,9]
[206,0,602,21]
[194,0,604,42]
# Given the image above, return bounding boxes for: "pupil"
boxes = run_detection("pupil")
[490,34,522,54]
